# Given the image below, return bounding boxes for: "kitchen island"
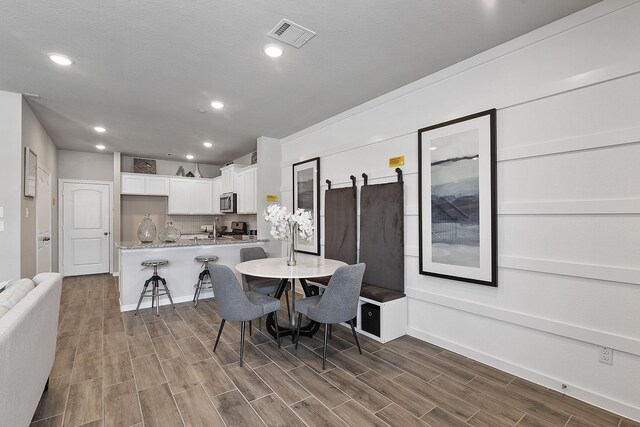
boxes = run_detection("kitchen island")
[117,237,269,312]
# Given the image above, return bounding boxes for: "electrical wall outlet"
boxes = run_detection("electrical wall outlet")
[599,346,613,365]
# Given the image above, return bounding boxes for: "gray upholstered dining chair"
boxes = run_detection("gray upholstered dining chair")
[209,263,281,367]
[240,247,291,327]
[294,263,366,369]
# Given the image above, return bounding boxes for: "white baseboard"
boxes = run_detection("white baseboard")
[112,272,119,277]
[407,327,640,422]
[120,290,214,312]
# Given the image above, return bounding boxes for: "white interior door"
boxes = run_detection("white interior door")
[62,182,110,276]
[37,167,52,273]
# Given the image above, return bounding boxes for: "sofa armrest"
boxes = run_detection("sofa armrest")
[0,273,62,427]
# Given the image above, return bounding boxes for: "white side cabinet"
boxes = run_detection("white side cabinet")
[168,178,213,215]
[235,165,257,214]
[121,173,169,196]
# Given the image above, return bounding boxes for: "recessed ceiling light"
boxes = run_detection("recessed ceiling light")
[186,154,194,160]
[263,44,284,58]
[94,126,106,133]
[429,146,437,151]
[96,144,106,150]
[210,101,224,110]
[48,53,74,66]
[203,142,213,148]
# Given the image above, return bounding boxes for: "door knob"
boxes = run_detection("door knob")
[43,237,51,242]
[104,232,109,236]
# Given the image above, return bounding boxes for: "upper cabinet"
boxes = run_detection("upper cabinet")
[121,173,169,196]
[220,164,243,194]
[211,177,222,215]
[236,165,257,214]
[168,178,212,215]
[120,162,256,216]
[193,180,213,214]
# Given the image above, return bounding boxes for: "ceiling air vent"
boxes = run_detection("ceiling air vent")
[267,19,316,48]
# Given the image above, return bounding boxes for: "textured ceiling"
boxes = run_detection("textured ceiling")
[0,0,599,165]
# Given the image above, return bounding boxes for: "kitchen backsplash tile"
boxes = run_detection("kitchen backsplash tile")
[167,214,258,234]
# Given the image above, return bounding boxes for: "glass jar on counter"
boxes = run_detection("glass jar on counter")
[137,213,156,243]
[159,222,181,243]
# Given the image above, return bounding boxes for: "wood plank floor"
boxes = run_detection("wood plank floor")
[32,274,638,427]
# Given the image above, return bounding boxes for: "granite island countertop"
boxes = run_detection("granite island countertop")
[117,237,268,250]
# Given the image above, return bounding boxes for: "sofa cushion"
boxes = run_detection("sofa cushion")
[0,279,35,318]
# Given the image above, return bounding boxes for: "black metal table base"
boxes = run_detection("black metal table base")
[265,278,320,339]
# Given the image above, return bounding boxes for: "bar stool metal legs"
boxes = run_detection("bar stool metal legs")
[193,267,211,307]
[135,260,174,316]
[193,255,219,306]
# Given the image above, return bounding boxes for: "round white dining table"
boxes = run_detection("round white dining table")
[235,257,346,340]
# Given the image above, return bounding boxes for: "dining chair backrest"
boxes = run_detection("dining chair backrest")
[240,246,268,262]
[239,247,268,286]
[308,263,365,324]
[209,263,262,321]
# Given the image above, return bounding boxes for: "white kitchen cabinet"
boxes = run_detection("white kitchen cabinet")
[220,164,243,194]
[243,167,257,213]
[168,178,213,215]
[121,174,145,194]
[211,178,222,215]
[235,172,245,213]
[121,173,169,196]
[168,178,192,214]
[193,180,213,214]
[235,165,257,214]
[144,176,169,195]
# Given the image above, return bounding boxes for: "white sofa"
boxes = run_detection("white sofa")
[0,273,63,427]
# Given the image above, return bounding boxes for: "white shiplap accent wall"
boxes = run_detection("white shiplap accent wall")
[277,1,640,420]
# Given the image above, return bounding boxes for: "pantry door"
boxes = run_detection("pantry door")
[61,181,111,276]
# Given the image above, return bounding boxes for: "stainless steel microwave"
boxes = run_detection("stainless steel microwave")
[220,192,237,213]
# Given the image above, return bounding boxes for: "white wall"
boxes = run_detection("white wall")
[0,90,23,279]
[121,156,221,178]
[58,149,114,182]
[257,137,282,256]
[22,99,58,277]
[231,152,254,166]
[279,1,640,420]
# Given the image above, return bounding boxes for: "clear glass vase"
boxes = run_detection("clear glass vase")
[137,213,156,243]
[287,222,298,266]
[158,222,181,243]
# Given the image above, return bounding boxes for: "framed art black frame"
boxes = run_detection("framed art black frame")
[24,147,37,198]
[418,109,497,286]
[292,157,321,255]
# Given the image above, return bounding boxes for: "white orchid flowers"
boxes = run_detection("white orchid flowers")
[263,204,314,242]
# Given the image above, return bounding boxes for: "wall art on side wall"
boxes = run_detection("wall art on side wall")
[418,109,497,286]
[24,147,37,198]
[292,157,320,255]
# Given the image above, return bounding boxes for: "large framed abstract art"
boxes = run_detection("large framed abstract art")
[292,157,321,255]
[418,109,497,286]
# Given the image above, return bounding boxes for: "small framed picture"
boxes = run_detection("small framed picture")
[292,157,320,255]
[24,147,37,198]
[418,109,497,286]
